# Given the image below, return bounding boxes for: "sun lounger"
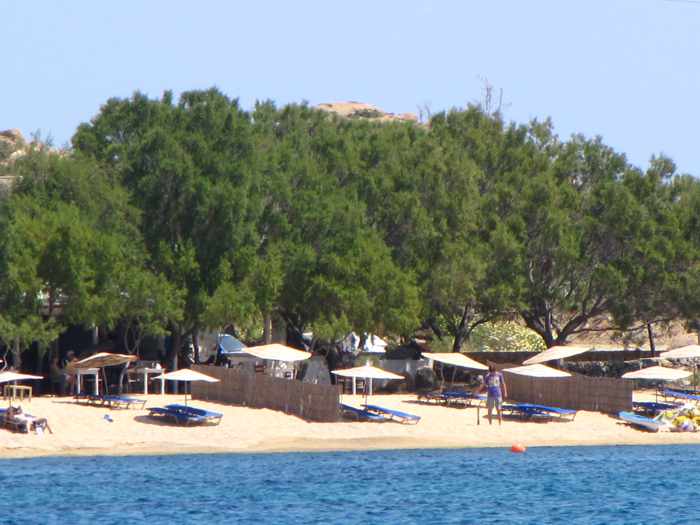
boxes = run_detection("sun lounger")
[439,391,486,407]
[502,403,577,421]
[632,401,680,416]
[2,410,52,434]
[619,411,661,432]
[165,404,223,424]
[416,390,445,404]
[362,404,421,424]
[102,395,147,410]
[663,389,700,403]
[340,403,388,422]
[147,406,214,425]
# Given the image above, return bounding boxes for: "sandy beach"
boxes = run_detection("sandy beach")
[0,393,697,459]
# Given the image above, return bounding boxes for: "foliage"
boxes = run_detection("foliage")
[468,321,546,353]
[0,88,697,372]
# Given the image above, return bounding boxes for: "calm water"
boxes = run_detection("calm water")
[1,446,699,524]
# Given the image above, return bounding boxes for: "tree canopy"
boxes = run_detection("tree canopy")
[1,87,698,369]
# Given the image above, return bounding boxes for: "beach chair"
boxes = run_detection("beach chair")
[102,395,147,410]
[662,389,700,403]
[2,409,52,434]
[502,403,577,422]
[148,406,196,425]
[441,390,486,408]
[340,403,388,422]
[502,403,552,421]
[362,404,421,424]
[520,403,577,421]
[618,411,661,432]
[416,390,445,404]
[632,401,680,416]
[165,404,223,425]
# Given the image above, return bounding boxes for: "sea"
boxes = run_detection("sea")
[1,445,699,524]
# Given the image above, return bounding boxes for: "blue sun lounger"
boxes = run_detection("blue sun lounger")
[663,389,700,403]
[632,401,680,416]
[619,411,661,432]
[503,403,577,421]
[362,404,421,424]
[442,391,486,407]
[340,403,388,422]
[148,405,223,426]
[103,395,147,410]
[165,404,223,424]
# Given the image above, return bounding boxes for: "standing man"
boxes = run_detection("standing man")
[481,365,507,425]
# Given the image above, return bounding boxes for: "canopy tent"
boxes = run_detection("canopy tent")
[72,352,139,395]
[422,352,488,371]
[243,344,311,362]
[154,369,220,406]
[659,345,700,360]
[362,334,388,354]
[73,352,137,370]
[522,345,591,365]
[621,365,691,381]
[504,364,571,378]
[332,364,404,399]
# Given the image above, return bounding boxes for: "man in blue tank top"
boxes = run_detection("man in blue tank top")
[481,365,507,425]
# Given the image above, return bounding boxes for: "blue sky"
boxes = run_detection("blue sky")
[2,0,699,174]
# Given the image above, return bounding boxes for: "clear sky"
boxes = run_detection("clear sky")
[2,0,699,174]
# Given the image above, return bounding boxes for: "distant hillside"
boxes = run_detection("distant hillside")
[315,101,418,123]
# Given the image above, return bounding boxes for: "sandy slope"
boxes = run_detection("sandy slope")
[0,393,696,459]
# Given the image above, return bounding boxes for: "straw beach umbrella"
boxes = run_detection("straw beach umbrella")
[0,372,43,407]
[621,366,691,381]
[155,369,219,406]
[659,345,700,388]
[422,352,488,387]
[243,343,311,379]
[522,345,591,365]
[659,345,700,360]
[332,364,404,402]
[504,364,572,378]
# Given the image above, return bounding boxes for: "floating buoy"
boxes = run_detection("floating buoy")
[511,443,526,453]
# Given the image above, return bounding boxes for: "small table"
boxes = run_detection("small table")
[3,384,32,402]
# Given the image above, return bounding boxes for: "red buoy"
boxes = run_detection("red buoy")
[511,443,526,453]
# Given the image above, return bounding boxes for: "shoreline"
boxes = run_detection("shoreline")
[1,393,698,460]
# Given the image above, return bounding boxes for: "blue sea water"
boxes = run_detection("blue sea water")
[1,445,699,524]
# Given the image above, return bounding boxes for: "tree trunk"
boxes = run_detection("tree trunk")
[452,328,468,353]
[192,330,200,364]
[169,328,181,393]
[263,313,272,344]
[11,336,21,371]
[647,322,656,357]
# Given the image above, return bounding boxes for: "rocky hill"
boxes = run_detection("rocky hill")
[315,101,418,123]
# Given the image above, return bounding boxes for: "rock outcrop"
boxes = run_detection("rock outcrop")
[315,101,418,123]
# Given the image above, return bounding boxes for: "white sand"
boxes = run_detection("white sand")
[0,393,697,459]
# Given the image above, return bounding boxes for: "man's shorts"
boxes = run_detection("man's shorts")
[487,396,502,411]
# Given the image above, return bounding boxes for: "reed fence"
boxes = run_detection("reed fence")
[503,371,633,413]
[190,365,340,422]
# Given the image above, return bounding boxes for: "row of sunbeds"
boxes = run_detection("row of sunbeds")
[341,393,579,424]
[340,404,421,424]
[619,389,700,432]
[74,393,222,426]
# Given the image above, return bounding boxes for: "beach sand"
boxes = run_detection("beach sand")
[0,393,697,459]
